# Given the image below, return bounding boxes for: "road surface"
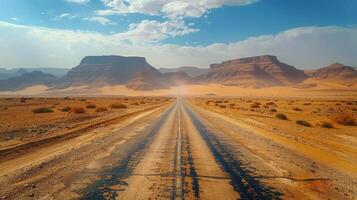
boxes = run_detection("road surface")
[0,98,354,199]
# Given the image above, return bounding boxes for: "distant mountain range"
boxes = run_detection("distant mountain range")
[0,55,356,91]
[0,71,57,91]
[0,67,69,80]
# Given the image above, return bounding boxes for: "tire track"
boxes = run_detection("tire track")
[183,103,282,200]
[81,104,176,199]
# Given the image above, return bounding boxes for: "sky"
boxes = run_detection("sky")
[0,0,356,69]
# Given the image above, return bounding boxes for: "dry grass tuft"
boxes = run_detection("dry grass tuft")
[293,107,303,111]
[296,120,311,127]
[95,107,108,113]
[331,113,356,126]
[321,122,334,128]
[60,106,71,112]
[32,107,54,113]
[251,102,261,108]
[110,103,127,109]
[71,107,86,114]
[86,104,96,109]
[276,113,288,120]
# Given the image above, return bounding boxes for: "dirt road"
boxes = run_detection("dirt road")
[0,98,355,199]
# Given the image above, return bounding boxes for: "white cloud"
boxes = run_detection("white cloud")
[55,13,79,20]
[115,20,199,43]
[97,0,256,19]
[0,21,356,69]
[65,0,90,4]
[83,16,116,25]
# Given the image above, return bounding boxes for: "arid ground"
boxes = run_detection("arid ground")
[0,95,356,199]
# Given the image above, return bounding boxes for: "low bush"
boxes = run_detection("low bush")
[251,102,261,108]
[71,107,86,114]
[270,108,277,112]
[95,107,108,113]
[60,106,71,112]
[332,113,356,126]
[20,97,27,103]
[266,102,275,105]
[296,120,311,127]
[110,103,127,109]
[32,107,54,113]
[276,113,288,120]
[86,104,96,109]
[293,107,302,111]
[321,122,334,128]
[220,105,226,108]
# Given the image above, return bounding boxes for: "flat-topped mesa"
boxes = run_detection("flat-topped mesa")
[221,55,279,66]
[79,55,147,66]
[59,55,155,87]
[197,55,307,87]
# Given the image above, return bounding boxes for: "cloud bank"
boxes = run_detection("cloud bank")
[0,21,356,69]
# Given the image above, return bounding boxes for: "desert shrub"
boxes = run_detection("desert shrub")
[223,100,228,103]
[321,122,334,128]
[3,107,8,110]
[296,120,311,127]
[60,106,71,112]
[220,105,226,108]
[140,101,145,104]
[86,104,96,109]
[266,102,275,106]
[346,102,353,105]
[32,107,54,113]
[251,102,261,108]
[352,108,357,111]
[293,107,302,111]
[215,100,223,103]
[276,113,288,120]
[335,103,341,106]
[80,99,86,101]
[71,107,86,114]
[95,107,108,113]
[131,102,139,105]
[332,113,356,126]
[229,103,235,107]
[303,103,312,105]
[270,108,277,112]
[20,97,27,103]
[110,103,127,109]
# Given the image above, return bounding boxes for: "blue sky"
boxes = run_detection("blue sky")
[0,0,356,68]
